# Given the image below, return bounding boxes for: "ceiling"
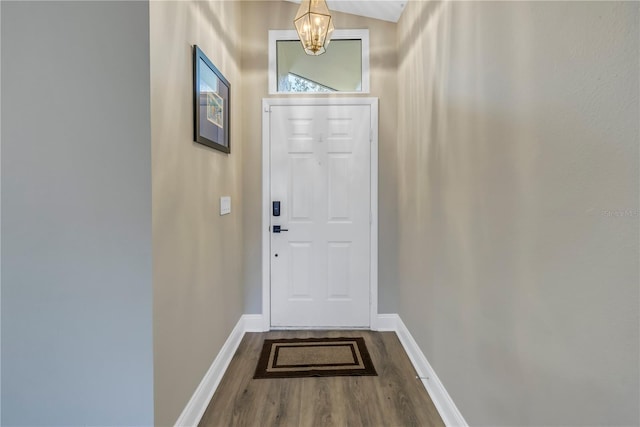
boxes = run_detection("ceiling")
[284,0,407,23]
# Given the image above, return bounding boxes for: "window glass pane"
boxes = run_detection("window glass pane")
[276,40,362,93]
[285,73,335,93]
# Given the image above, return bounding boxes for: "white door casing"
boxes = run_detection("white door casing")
[261,98,379,330]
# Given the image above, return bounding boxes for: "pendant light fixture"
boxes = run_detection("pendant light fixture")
[294,0,335,56]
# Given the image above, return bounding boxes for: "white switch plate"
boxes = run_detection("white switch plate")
[220,196,231,215]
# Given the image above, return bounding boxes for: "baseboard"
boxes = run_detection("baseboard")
[388,314,469,427]
[242,314,265,332]
[374,313,399,331]
[174,314,257,427]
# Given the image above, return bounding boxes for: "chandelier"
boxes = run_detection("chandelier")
[294,0,335,56]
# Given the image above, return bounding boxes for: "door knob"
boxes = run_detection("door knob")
[273,225,289,233]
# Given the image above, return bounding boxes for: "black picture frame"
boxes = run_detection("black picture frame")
[193,45,230,153]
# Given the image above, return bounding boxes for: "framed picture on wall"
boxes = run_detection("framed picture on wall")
[193,45,230,153]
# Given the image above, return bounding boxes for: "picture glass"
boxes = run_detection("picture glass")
[196,53,229,151]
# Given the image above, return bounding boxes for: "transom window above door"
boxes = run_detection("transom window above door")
[268,29,370,94]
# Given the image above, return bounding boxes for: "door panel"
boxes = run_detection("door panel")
[290,157,314,220]
[289,242,312,299]
[328,156,351,220]
[270,104,371,327]
[327,242,351,299]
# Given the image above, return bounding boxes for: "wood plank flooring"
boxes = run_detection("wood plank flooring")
[199,330,445,427]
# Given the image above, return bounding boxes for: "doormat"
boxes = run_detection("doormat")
[253,337,377,379]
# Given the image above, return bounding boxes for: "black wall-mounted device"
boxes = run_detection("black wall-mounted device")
[272,201,281,216]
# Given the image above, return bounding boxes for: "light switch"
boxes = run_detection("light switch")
[220,196,231,215]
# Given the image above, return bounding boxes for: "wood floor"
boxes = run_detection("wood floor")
[199,330,445,427]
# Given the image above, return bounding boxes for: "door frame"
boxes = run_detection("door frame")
[261,97,379,331]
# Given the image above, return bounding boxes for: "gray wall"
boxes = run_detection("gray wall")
[1,1,153,425]
[0,1,3,422]
[396,1,639,425]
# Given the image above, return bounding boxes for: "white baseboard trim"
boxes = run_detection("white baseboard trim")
[243,314,266,332]
[374,313,399,331]
[174,314,259,427]
[377,314,468,427]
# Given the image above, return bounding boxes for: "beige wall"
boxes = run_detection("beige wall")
[240,1,399,313]
[396,1,639,425]
[150,1,244,425]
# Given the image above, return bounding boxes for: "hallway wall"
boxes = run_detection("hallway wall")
[396,1,639,425]
[1,1,153,424]
[240,1,399,314]
[150,1,244,425]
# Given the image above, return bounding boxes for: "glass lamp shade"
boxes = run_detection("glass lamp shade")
[294,0,334,56]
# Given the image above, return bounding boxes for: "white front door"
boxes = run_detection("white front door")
[270,104,372,327]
